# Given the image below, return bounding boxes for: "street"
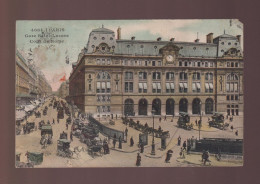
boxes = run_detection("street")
[16,96,243,167]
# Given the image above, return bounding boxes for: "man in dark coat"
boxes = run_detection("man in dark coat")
[178,136,181,146]
[113,138,116,148]
[136,153,141,166]
[118,136,122,149]
[70,132,73,141]
[183,141,187,151]
[165,150,173,163]
[140,142,144,153]
[130,136,134,147]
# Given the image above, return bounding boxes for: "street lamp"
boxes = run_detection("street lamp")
[151,109,156,155]
[199,101,202,140]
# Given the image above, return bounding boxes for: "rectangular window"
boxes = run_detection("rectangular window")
[198,62,201,67]
[235,95,239,100]
[139,83,143,93]
[97,82,101,93]
[145,61,148,66]
[116,81,118,91]
[179,62,182,66]
[231,95,234,101]
[166,72,174,80]
[234,82,238,92]
[106,82,111,93]
[139,60,142,66]
[153,72,161,80]
[143,83,147,93]
[152,83,161,93]
[158,61,162,66]
[226,95,230,100]
[185,62,188,66]
[125,72,133,80]
[139,72,147,80]
[125,82,133,93]
[152,61,156,66]
[226,83,230,92]
[107,59,111,65]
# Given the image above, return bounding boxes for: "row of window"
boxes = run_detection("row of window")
[97,95,111,103]
[226,82,239,92]
[179,61,214,67]
[126,72,213,81]
[226,95,239,101]
[96,58,111,65]
[96,82,111,93]
[227,105,239,116]
[227,62,239,67]
[97,106,111,113]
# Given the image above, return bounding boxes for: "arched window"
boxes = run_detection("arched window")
[166,72,174,80]
[124,99,134,116]
[152,72,161,80]
[192,72,201,80]
[138,99,148,116]
[205,73,213,80]
[179,98,188,113]
[179,72,187,80]
[152,98,161,115]
[205,98,214,114]
[192,98,201,115]
[166,99,175,115]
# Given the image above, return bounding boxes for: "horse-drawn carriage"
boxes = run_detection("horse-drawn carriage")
[60,132,68,139]
[177,112,193,130]
[57,108,64,119]
[208,112,229,130]
[23,122,35,134]
[66,116,72,124]
[57,139,73,158]
[40,125,53,145]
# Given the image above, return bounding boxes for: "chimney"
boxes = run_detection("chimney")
[117,27,121,40]
[131,36,135,40]
[236,35,241,43]
[195,39,200,43]
[206,33,213,43]
[157,37,161,41]
[170,38,175,42]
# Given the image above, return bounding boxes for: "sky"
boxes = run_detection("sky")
[16,19,243,91]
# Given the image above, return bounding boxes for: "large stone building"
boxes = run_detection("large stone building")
[57,80,69,99]
[16,50,52,105]
[69,26,243,118]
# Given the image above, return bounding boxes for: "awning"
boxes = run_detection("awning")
[152,83,157,89]
[196,82,201,89]
[157,83,161,89]
[205,83,209,90]
[24,104,35,112]
[170,83,174,89]
[179,83,184,88]
[192,83,196,90]
[101,82,106,89]
[139,83,143,89]
[166,83,170,89]
[183,83,188,89]
[209,83,213,89]
[143,83,147,89]
[97,82,101,89]
[107,82,111,88]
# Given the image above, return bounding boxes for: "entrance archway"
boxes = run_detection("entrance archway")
[192,98,201,114]
[205,98,213,114]
[166,99,175,115]
[179,98,188,113]
[152,98,161,115]
[138,98,148,116]
[124,99,134,116]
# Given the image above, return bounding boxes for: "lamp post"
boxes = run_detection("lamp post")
[151,109,156,155]
[199,101,202,140]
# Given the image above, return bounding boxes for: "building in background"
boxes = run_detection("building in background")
[16,50,52,106]
[69,26,243,118]
[57,80,69,99]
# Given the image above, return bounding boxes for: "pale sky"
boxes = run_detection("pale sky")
[16,19,243,91]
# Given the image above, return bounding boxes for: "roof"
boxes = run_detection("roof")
[214,34,237,41]
[92,27,114,34]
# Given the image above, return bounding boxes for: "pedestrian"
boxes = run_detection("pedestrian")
[70,132,73,141]
[116,114,117,119]
[178,136,181,146]
[113,138,116,148]
[231,125,234,132]
[118,136,122,149]
[195,119,198,126]
[136,153,141,166]
[165,150,173,163]
[125,127,128,138]
[140,142,144,153]
[235,130,238,136]
[130,136,134,147]
[164,115,167,121]
[159,117,161,123]
[52,118,55,124]
[203,151,210,165]
[183,141,187,151]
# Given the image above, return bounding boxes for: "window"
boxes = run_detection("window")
[152,72,161,80]
[115,81,118,91]
[179,72,187,80]
[192,72,201,80]
[205,82,213,93]
[110,37,113,40]
[228,42,231,45]
[226,73,239,93]
[125,82,133,93]
[130,60,134,66]
[93,37,97,40]
[231,62,234,67]
[139,83,147,93]
[205,73,213,80]
[152,61,156,66]
[221,42,224,45]
[184,62,187,66]
[125,72,133,80]
[235,95,239,100]
[166,83,174,93]
[124,60,128,66]
[107,59,111,65]
[96,72,111,94]
[198,62,201,67]
[102,59,105,65]
[145,61,148,66]
[139,72,147,80]
[192,82,201,93]
[102,37,105,40]
[210,62,213,67]
[235,63,239,67]
[205,62,208,67]
[179,61,182,66]
[138,60,142,66]
[158,61,162,66]
[166,72,174,80]
[89,83,92,91]
[226,95,230,100]
[152,82,161,93]
[221,50,224,52]
[97,59,100,65]
[231,95,234,101]
[179,82,188,93]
